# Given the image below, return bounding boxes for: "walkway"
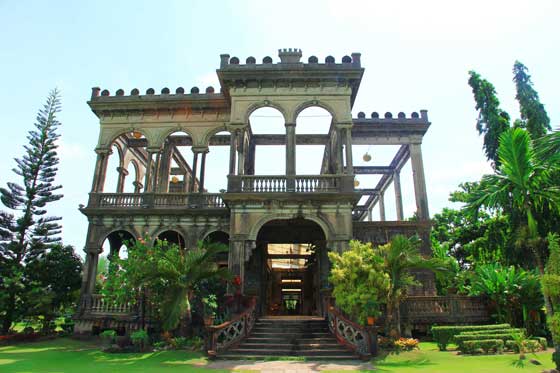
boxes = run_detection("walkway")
[205,359,375,372]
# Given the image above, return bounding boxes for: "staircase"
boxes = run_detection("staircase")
[219,316,357,360]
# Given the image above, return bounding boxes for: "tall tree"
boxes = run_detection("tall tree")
[0,89,63,334]
[513,61,551,139]
[468,71,511,166]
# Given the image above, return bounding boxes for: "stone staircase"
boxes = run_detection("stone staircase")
[219,316,357,360]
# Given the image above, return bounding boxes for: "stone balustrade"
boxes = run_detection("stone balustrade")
[227,174,354,193]
[402,296,489,325]
[86,192,226,209]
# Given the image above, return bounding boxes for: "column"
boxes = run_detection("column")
[143,149,156,192]
[393,171,404,221]
[116,166,128,193]
[409,143,430,220]
[236,130,245,175]
[151,151,162,192]
[344,127,353,174]
[82,247,101,295]
[156,143,173,193]
[228,240,245,294]
[368,207,373,221]
[199,150,208,193]
[229,131,238,175]
[190,152,199,192]
[182,173,189,192]
[91,149,110,192]
[379,192,386,221]
[335,129,344,174]
[285,122,296,175]
[132,181,143,194]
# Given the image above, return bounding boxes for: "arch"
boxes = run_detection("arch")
[128,159,141,182]
[123,159,140,193]
[201,126,230,148]
[105,128,151,149]
[248,213,333,242]
[245,101,288,125]
[292,100,338,124]
[158,127,196,145]
[204,230,230,245]
[99,229,136,259]
[154,229,187,249]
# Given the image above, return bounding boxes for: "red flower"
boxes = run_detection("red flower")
[232,276,242,286]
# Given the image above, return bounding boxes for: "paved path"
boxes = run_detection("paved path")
[204,359,375,372]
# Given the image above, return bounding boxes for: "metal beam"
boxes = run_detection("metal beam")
[354,166,395,174]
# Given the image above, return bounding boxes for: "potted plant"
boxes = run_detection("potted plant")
[364,300,380,326]
[202,294,218,326]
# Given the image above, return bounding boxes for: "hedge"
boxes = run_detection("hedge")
[458,328,524,336]
[431,324,511,351]
[454,333,519,349]
[505,338,546,353]
[461,339,504,354]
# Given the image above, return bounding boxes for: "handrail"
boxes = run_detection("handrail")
[206,297,257,356]
[326,298,377,358]
[87,192,226,209]
[227,174,355,193]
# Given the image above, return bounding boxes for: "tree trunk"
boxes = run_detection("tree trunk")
[1,291,16,334]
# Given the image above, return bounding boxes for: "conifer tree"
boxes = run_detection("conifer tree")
[0,89,63,334]
[513,61,551,139]
[468,71,511,167]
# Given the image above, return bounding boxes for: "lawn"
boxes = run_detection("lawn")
[373,342,556,373]
[0,339,555,372]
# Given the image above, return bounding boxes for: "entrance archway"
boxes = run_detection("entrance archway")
[249,218,328,317]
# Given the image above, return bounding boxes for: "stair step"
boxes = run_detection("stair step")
[226,349,355,356]
[217,354,357,360]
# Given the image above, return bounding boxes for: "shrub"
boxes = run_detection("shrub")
[462,339,504,354]
[99,329,117,345]
[394,338,419,352]
[454,333,518,349]
[378,336,394,349]
[458,328,524,336]
[130,330,149,350]
[506,339,545,353]
[431,324,510,351]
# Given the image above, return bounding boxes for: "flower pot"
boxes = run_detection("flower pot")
[367,316,376,326]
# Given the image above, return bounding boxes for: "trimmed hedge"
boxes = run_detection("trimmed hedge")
[461,339,504,354]
[458,328,525,336]
[431,324,510,351]
[505,338,546,353]
[454,333,518,349]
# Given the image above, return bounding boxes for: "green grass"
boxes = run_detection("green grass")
[372,342,555,373]
[0,338,224,372]
[0,339,555,372]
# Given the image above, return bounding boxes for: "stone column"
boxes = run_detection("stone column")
[132,181,143,194]
[199,150,208,193]
[409,143,430,220]
[143,149,157,193]
[379,192,386,221]
[393,171,404,221]
[368,207,373,222]
[91,149,111,192]
[82,247,101,296]
[344,127,353,174]
[229,131,238,175]
[182,173,189,192]
[335,129,344,174]
[151,151,162,192]
[190,151,199,192]
[285,122,296,175]
[115,166,129,193]
[156,143,173,193]
[228,240,245,294]
[236,130,245,176]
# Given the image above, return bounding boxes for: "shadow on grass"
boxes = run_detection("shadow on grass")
[372,349,436,372]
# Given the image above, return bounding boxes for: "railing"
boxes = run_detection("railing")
[401,296,489,324]
[80,294,135,316]
[206,297,257,356]
[228,174,354,193]
[87,193,226,209]
[326,299,377,358]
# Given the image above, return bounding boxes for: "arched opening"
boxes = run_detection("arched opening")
[247,218,328,316]
[204,131,230,192]
[101,230,135,261]
[249,107,286,175]
[97,131,148,194]
[205,230,230,267]
[156,229,186,249]
[295,107,333,175]
[162,131,198,193]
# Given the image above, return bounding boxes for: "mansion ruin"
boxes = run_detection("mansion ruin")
[75,49,488,358]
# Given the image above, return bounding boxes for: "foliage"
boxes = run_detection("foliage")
[328,240,389,325]
[201,294,217,318]
[512,61,551,139]
[465,263,542,326]
[431,324,510,351]
[0,90,64,334]
[542,233,560,369]
[102,238,230,333]
[461,339,504,354]
[379,235,449,336]
[394,337,419,352]
[130,330,150,350]
[468,71,510,165]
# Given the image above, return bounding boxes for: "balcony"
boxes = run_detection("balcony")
[227,174,354,193]
[85,192,226,209]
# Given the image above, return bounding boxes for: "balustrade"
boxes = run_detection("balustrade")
[402,296,488,323]
[228,174,352,193]
[87,193,226,209]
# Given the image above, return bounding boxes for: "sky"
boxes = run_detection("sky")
[0,0,558,254]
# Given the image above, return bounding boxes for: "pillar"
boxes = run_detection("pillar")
[182,173,189,192]
[151,151,162,192]
[409,143,430,220]
[335,129,344,174]
[379,192,386,221]
[344,127,353,174]
[190,152,199,192]
[237,130,245,175]
[199,150,208,193]
[156,143,173,193]
[116,166,129,193]
[368,207,373,222]
[285,122,296,175]
[393,171,404,221]
[91,149,110,192]
[229,131,238,175]
[132,181,143,193]
[228,240,245,294]
[143,149,157,193]
[81,247,101,296]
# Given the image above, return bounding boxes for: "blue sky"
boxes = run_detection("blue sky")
[0,0,558,254]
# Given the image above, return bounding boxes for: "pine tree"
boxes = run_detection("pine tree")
[513,61,551,139]
[468,71,511,167]
[0,89,63,334]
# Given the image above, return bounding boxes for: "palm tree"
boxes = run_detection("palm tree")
[154,240,230,334]
[380,235,448,337]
